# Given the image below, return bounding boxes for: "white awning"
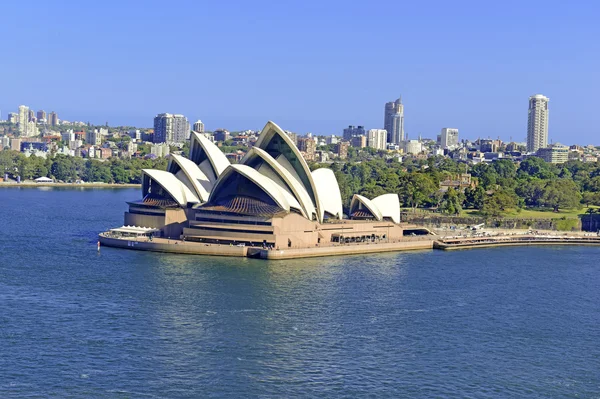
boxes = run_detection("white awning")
[35,177,53,182]
[109,226,160,234]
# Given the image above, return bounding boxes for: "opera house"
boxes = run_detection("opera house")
[101,121,431,258]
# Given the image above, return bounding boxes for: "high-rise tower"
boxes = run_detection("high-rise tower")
[154,113,190,144]
[384,97,404,144]
[526,94,549,153]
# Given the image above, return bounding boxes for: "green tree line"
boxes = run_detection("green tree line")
[0,151,167,183]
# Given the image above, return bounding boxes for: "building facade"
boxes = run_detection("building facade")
[86,129,102,145]
[342,125,366,140]
[527,94,549,153]
[367,129,387,151]
[335,141,350,159]
[403,140,423,155]
[48,111,58,126]
[213,129,230,142]
[440,128,459,149]
[350,135,366,148]
[384,97,404,144]
[153,113,190,144]
[297,137,316,160]
[193,120,205,133]
[536,143,568,164]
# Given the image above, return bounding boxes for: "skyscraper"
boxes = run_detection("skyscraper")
[17,105,38,137]
[18,105,29,135]
[37,110,46,121]
[153,113,190,144]
[527,94,549,153]
[384,97,404,144]
[440,128,459,149]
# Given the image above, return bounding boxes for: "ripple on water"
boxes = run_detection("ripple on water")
[0,188,600,397]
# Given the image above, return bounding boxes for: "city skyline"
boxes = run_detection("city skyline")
[1,1,600,143]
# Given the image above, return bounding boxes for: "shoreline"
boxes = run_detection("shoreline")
[0,182,140,188]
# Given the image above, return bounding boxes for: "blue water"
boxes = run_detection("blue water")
[1,187,600,398]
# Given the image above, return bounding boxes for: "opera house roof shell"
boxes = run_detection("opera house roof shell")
[139,121,400,224]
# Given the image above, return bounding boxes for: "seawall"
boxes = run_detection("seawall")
[259,241,433,260]
[99,234,434,260]
[435,235,600,250]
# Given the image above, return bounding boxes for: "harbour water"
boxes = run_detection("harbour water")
[1,187,600,398]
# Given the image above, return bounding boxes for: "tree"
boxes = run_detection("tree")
[481,189,518,217]
[515,178,546,207]
[399,172,437,212]
[539,179,582,212]
[439,188,464,215]
[464,185,485,209]
[518,156,556,179]
[582,192,600,207]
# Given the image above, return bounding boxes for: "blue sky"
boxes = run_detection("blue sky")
[2,0,599,143]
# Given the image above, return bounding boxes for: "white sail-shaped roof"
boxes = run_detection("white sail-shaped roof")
[312,168,343,220]
[350,194,383,221]
[142,169,199,206]
[167,154,212,202]
[189,132,230,180]
[241,147,316,220]
[254,121,324,221]
[372,193,401,224]
[209,164,304,213]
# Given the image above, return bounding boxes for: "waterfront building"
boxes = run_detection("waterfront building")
[106,121,419,250]
[384,97,404,144]
[536,143,568,164]
[367,129,387,150]
[440,128,459,149]
[153,113,190,144]
[527,94,549,153]
[193,120,205,133]
[342,125,366,140]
